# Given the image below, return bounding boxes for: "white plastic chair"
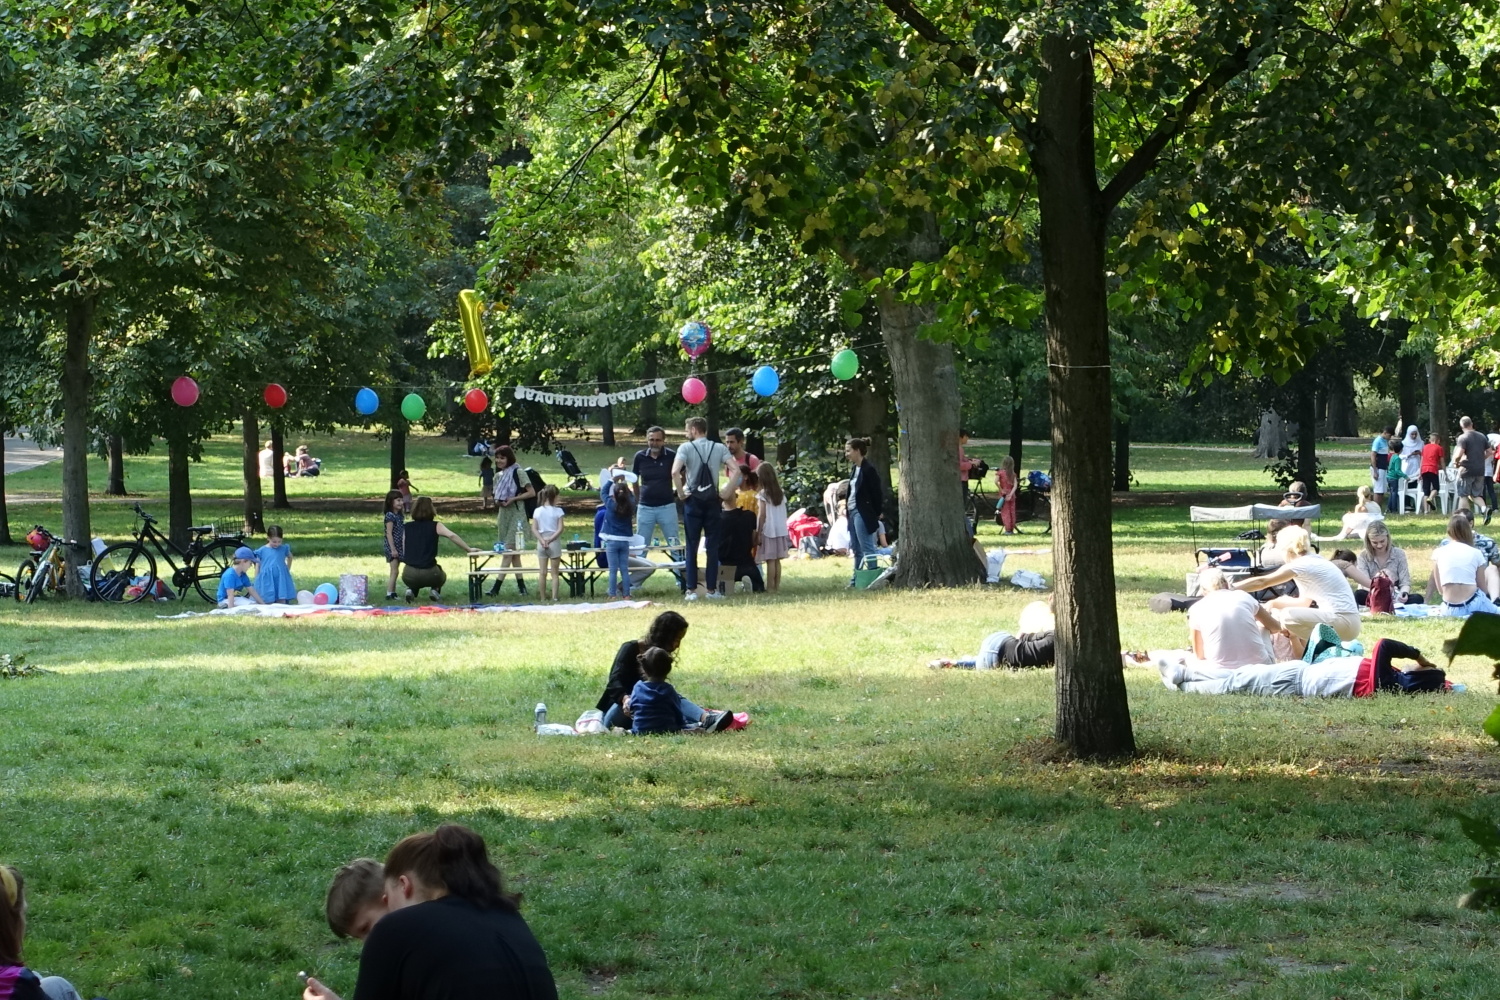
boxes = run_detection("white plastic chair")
[1399,477,1421,515]
[1438,469,1458,515]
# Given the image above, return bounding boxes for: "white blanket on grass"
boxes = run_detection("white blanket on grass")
[157,600,652,619]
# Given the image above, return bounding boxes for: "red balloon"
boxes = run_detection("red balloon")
[681,377,707,405]
[171,376,199,407]
[464,388,489,414]
[263,383,288,408]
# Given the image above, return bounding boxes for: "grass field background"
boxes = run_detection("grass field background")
[1,428,1497,999]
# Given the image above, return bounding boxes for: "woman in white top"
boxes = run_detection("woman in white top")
[1400,425,1424,480]
[1323,485,1383,540]
[1431,513,1500,617]
[1233,525,1360,655]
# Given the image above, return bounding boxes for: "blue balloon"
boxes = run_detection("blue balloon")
[354,387,378,415]
[751,365,779,397]
[315,582,338,598]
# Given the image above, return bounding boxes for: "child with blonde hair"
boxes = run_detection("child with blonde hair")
[995,455,1019,534]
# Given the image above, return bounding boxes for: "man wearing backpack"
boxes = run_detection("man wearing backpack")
[672,417,739,600]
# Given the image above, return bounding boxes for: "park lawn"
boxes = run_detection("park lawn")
[3,429,1499,1000]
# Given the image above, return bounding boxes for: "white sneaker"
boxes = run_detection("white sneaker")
[1159,662,1186,690]
[684,591,699,601]
[706,591,725,600]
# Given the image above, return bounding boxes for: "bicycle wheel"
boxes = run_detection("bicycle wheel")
[191,539,240,603]
[91,543,157,604]
[14,558,37,604]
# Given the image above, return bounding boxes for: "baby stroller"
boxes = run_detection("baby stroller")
[555,448,591,491]
[1014,470,1053,533]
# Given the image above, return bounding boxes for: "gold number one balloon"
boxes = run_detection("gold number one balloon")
[458,289,493,378]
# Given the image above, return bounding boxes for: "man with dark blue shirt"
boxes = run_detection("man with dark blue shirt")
[632,425,678,548]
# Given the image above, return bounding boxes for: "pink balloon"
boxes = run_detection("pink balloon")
[313,591,329,605]
[681,377,707,405]
[171,376,199,407]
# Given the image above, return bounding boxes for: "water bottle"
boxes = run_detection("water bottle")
[493,542,505,553]
[515,523,526,551]
[534,703,547,728]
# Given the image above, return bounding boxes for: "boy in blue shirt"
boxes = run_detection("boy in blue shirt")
[217,546,265,608]
[629,647,685,734]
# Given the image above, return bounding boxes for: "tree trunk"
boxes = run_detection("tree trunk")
[775,424,796,466]
[1009,383,1025,472]
[1427,357,1451,441]
[390,418,407,490]
[0,425,10,546]
[241,411,264,536]
[271,419,290,509]
[598,373,616,447]
[704,369,721,441]
[1325,369,1358,438]
[1294,387,1319,500]
[1397,353,1419,430]
[1035,32,1134,758]
[880,292,979,587]
[639,353,660,431]
[1112,412,1130,492]
[61,296,94,596]
[106,434,126,496]
[167,423,192,550]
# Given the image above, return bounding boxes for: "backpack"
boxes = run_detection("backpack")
[1367,573,1395,615]
[522,467,544,518]
[690,441,717,494]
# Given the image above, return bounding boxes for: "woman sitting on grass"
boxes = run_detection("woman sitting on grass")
[1,864,89,1000]
[595,611,730,731]
[303,825,556,1000]
[1329,520,1421,606]
[1430,512,1500,618]
[1232,525,1360,656]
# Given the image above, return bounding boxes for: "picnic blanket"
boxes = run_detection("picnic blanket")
[157,600,652,620]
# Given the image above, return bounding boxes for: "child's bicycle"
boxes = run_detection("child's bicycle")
[14,526,83,603]
[89,503,244,604]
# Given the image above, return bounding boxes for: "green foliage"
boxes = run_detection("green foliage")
[0,653,49,678]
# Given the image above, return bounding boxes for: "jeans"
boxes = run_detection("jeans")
[636,503,680,548]
[40,978,83,1000]
[683,493,722,592]
[848,510,879,583]
[604,538,633,596]
[602,696,704,731]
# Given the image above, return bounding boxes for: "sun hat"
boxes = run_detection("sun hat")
[233,546,257,561]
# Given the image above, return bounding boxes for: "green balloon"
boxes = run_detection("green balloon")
[831,349,860,381]
[400,393,426,421]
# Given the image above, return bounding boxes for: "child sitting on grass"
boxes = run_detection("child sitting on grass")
[629,647,733,734]
[217,547,265,608]
[325,858,388,941]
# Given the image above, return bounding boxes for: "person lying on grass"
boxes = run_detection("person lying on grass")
[928,601,1056,670]
[1147,635,1449,698]
[217,547,266,608]
[303,825,556,1000]
[1,864,90,1000]
[325,859,387,942]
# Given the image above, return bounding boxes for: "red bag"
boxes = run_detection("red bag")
[1367,573,1395,615]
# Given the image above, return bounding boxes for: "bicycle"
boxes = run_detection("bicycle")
[962,461,991,526]
[90,503,244,604]
[15,526,83,603]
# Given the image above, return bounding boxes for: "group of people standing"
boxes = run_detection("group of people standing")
[1371,416,1500,519]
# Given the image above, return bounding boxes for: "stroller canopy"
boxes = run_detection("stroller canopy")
[1190,503,1322,523]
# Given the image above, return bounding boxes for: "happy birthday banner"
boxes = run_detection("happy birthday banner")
[513,379,667,408]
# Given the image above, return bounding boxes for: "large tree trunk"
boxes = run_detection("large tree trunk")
[270,419,290,509]
[0,425,10,546]
[167,423,192,550]
[880,293,979,587]
[105,434,126,496]
[1325,369,1358,438]
[1009,371,1026,471]
[390,418,407,490]
[241,411,264,536]
[1035,32,1134,758]
[639,353,660,431]
[1294,386,1319,500]
[1427,357,1451,441]
[1112,412,1131,492]
[61,297,94,597]
[598,373,616,447]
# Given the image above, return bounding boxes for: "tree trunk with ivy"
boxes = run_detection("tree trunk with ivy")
[61,296,94,596]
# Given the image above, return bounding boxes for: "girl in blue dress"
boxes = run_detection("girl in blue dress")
[254,525,297,603]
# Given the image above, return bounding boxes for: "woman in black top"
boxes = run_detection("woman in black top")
[844,437,883,586]
[401,496,481,602]
[596,610,723,730]
[303,825,556,1000]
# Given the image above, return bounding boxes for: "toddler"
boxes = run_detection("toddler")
[253,525,296,603]
[630,647,686,734]
[325,858,388,941]
[382,490,405,601]
[479,457,495,511]
[217,548,265,607]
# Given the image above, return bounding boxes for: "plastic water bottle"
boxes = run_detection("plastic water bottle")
[515,523,526,552]
[534,703,547,728]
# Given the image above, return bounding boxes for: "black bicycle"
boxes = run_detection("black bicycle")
[90,504,244,604]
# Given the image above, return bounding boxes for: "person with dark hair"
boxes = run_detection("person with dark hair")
[490,445,535,596]
[401,497,481,603]
[845,437,883,586]
[631,426,678,548]
[600,476,637,598]
[672,417,739,599]
[0,864,88,1000]
[723,427,760,473]
[302,826,556,1000]
[629,648,687,734]
[595,611,727,731]
[381,490,405,602]
[718,491,765,593]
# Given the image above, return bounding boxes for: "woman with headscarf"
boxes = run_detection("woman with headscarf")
[1400,424,1424,480]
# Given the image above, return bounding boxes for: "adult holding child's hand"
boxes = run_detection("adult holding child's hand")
[302,825,556,1000]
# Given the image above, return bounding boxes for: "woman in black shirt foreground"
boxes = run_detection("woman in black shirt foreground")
[303,825,556,1000]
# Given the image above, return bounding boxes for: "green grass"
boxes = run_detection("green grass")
[2,429,1498,1000]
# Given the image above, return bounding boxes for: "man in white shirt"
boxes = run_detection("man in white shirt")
[1188,567,1284,668]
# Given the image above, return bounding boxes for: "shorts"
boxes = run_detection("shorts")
[537,540,562,560]
[1421,471,1440,495]
[1459,475,1486,498]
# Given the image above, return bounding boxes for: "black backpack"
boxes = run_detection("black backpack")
[522,467,545,517]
